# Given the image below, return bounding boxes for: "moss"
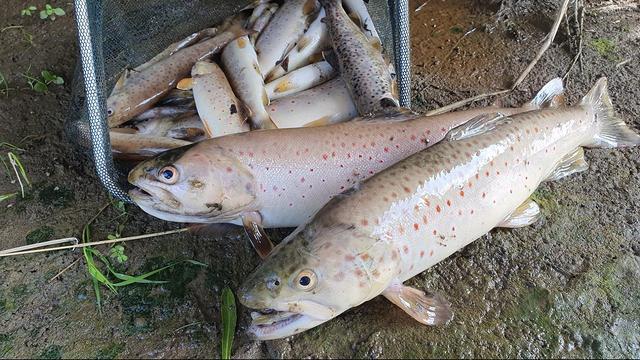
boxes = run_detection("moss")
[37,184,74,207]
[25,226,55,244]
[508,287,560,356]
[530,187,558,213]
[589,38,617,60]
[96,343,125,359]
[0,333,12,357]
[11,284,29,298]
[37,345,62,359]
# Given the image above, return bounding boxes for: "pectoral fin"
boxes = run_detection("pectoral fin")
[498,199,541,228]
[445,113,508,141]
[241,212,274,259]
[545,147,588,182]
[382,283,453,326]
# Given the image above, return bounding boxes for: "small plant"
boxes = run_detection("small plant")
[7,152,31,198]
[22,69,64,93]
[39,4,65,20]
[21,6,37,16]
[220,287,237,360]
[109,244,128,264]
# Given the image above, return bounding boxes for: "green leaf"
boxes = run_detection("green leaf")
[0,193,18,202]
[33,82,47,92]
[29,6,37,11]
[52,76,64,85]
[46,4,52,10]
[53,8,65,16]
[39,10,48,19]
[41,70,54,81]
[220,287,237,360]
[106,234,117,240]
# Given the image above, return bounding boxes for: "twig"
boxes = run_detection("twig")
[0,228,190,257]
[616,58,631,68]
[0,237,79,255]
[49,258,80,282]
[428,0,570,115]
[0,25,24,32]
[415,1,429,13]
[563,1,584,81]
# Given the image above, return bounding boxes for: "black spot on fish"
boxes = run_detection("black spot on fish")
[206,203,222,211]
[230,104,238,114]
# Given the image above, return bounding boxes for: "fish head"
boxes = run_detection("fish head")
[239,222,388,340]
[106,92,132,127]
[128,143,257,223]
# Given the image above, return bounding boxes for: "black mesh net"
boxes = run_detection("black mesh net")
[66,0,411,202]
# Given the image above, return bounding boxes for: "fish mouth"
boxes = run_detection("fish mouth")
[247,308,324,341]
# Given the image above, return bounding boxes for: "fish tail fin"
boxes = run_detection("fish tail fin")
[523,77,565,110]
[581,77,640,148]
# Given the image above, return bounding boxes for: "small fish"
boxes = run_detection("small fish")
[110,132,192,159]
[265,8,329,81]
[250,4,279,45]
[107,25,249,128]
[192,61,250,137]
[320,0,398,116]
[268,77,357,128]
[132,113,205,141]
[237,77,640,340]
[265,61,336,101]
[221,36,277,129]
[127,78,564,258]
[255,0,320,78]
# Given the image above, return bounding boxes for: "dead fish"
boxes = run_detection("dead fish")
[127,78,564,258]
[110,132,192,159]
[268,77,357,128]
[265,61,336,100]
[132,113,205,141]
[107,24,250,128]
[221,36,277,129]
[157,88,195,107]
[256,0,320,78]
[266,7,329,81]
[237,77,640,340]
[192,61,251,137]
[343,0,380,44]
[320,0,398,116]
[250,3,279,44]
[133,106,195,121]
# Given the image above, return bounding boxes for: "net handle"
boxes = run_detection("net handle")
[74,0,132,202]
[73,0,411,203]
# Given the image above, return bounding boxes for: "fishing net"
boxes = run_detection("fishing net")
[66,0,412,202]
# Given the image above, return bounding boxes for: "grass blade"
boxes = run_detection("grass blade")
[0,192,17,202]
[220,287,237,360]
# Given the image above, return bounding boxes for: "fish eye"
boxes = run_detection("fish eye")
[158,165,179,184]
[107,108,114,116]
[295,269,317,291]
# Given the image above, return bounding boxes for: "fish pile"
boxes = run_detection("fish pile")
[118,0,640,342]
[107,0,398,159]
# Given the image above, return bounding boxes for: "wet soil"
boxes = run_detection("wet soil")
[1,0,639,358]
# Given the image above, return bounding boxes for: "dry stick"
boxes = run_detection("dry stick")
[49,258,81,282]
[0,237,79,255]
[0,228,190,258]
[564,1,584,80]
[425,0,571,116]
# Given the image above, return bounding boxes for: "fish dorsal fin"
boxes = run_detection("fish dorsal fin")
[322,49,340,70]
[110,69,131,96]
[382,283,453,326]
[498,199,541,228]
[446,113,509,141]
[545,147,589,182]
[524,77,565,110]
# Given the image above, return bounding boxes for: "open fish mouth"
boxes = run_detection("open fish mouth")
[247,308,312,340]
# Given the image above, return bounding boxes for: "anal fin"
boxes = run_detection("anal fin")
[498,199,541,228]
[446,113,509,141]
[382,283,453,326]
[241,211,274,259]
[545,147,588,182]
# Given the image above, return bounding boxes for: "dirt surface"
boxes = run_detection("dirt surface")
[1,0,639,358]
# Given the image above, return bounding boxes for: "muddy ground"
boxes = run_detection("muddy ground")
[0,0,639,358]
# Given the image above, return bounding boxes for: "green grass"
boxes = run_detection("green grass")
[220,287,237,360]
[39,4,65,21]
[590,38,617,60]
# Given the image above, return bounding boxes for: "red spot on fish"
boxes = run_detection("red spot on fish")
[399,225,405,234]
[332,151,336,157]
[341,142,346,148]
[226,167,233,173]
[496,171,501,175]
[392,192,398,198]
[441,127,446,132]
[300,177,305,183]
[446,199,452,206]
[414,205,420,212]
[354,269,364,277]
[426,129,431,135]
[429,249,434,256]
[248,152,254,157]
[384,147,389,153]
[360,253,370,261]
[403,245,409,254]
[436,205,441,213]
[422,215,428,224]
[433,229,437,235]
[414,223,419,231]
[403,186,411,193]
[485,171,490,177]
[345,255,356,261]
[468,181,473,188]
[476,174,480,180]
[410,135,416,141]
[459,190,464,197]
[361,219,369,226]
[482,192,486,198]
[359,281,366,288]
[322,153,328,160]
[383,196,389,202]
[420,250,425,258]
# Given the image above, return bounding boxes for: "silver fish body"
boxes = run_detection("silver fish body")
[266,61,336,100]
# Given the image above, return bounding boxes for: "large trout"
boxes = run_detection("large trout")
[127,79,564,257]
[237,78,640,340]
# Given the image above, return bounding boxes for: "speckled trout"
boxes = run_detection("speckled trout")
[237,77,640,340]
[320,0,398,116]
[266,61,336,101]
[127,79,564,257]
[107,25,249,128]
